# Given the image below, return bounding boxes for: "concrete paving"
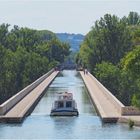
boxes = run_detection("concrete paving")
[1,70,140,125]
[0,71,59,122]
[80,71,140,125]
[80,71,121,122]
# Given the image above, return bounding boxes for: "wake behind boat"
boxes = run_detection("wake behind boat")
[50,92,79,116]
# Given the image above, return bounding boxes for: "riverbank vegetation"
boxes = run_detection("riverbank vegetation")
[0,24,70,104]
[77,12,140,108]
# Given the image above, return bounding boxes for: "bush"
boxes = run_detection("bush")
[128,119,134,128]
[93,62,120,98]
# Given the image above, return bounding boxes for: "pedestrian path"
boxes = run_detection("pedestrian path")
[80,71,123,122]
[0,71,59,122]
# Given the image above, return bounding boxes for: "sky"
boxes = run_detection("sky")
[0,0,140,35]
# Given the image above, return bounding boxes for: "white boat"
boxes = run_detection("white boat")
[50,92,79,116]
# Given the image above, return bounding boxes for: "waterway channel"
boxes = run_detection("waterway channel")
[0,70,140,139]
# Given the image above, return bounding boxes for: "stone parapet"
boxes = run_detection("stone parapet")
[121,106,140,115]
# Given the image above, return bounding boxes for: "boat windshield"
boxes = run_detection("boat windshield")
[58,101,64,108]
[66,101,72,107]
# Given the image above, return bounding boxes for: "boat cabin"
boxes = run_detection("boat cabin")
[50,92,79,116]
[53,100,76,109]
[53,92,76,109]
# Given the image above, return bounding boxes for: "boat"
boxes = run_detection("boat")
[50,92,79,116]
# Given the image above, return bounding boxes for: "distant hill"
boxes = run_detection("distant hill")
[56,33,84,52]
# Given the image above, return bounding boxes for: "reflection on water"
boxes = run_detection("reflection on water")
[0,70,140,139]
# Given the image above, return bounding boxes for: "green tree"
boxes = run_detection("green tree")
[0,23,10,47]
[127,12,140,25]
[77,12,140,106]
[0,23,70,104]
[121,46,140,106]
[78,14,132,71]
[94,62,120,98]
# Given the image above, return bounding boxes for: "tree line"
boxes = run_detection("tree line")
[0,24,70,104]
[76,12,140,108]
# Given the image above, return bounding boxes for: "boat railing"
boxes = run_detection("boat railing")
[58,92,73,100]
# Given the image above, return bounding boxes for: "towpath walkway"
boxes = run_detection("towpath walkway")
[80,71,122,122]
[0,71,59,122]
[80,71,140,125]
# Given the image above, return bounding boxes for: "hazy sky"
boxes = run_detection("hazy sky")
[0,0,140,34]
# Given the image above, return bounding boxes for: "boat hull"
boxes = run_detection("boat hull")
[50,110,79,116]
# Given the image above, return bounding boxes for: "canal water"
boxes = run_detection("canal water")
[0,70,140,139]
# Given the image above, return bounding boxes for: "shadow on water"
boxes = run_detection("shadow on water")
[0,70,140,139]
